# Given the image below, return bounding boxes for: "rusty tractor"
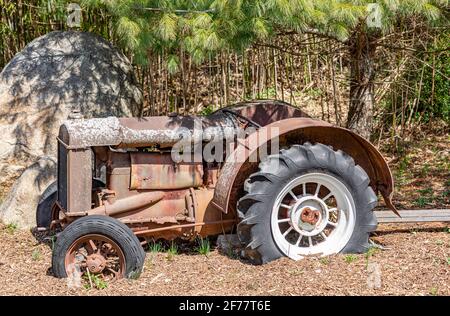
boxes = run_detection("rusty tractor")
[37,100,396,280]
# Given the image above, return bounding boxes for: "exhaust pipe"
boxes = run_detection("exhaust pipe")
[89,191,165,216]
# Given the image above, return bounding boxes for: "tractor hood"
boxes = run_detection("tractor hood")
[58,100,309,149]
[58,113,237,149]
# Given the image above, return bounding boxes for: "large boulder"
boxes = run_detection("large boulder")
[0,31,142,228]
[0,157,56,228]
[0,30,142,162]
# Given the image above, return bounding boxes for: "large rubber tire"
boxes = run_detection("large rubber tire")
[36,179,105,228]
[237,142,378,264]
[52,215,145,279]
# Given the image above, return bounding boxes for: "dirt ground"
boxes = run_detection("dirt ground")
[0,222,448,296]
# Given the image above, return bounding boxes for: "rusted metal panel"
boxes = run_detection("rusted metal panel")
[83,187,237,240]
[58,126,93,213]
[204,163,220,188]
[106,151,132,199]
[130,153,203,190]
[212,117,396,216]
[191,188,236,237]
[112,189,190,222]
[218,99,311,126]
[66,148,92,213]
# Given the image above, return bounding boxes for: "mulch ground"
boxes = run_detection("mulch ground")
[0,222,448,296]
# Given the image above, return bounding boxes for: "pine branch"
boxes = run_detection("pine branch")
[133,6,215,14]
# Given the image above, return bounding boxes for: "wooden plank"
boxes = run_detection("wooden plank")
[375,209,450,223]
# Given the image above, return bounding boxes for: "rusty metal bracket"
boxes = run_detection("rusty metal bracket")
[133,219,237,236]
[56,136,89,150]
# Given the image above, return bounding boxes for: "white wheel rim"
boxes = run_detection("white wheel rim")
[270,172,356,260]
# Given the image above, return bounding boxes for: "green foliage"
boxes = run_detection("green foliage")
[84,272,108,290]
[166,241,178,260]
[416,35,450,123]
[319,257,330,265]
[304,87,324,98]
[199,104,216,116]
[50,235,57,250]
[32,249,41,261]
[147,241,163,253]
[414,196,430,207]
[419,188,433,195]
[344,254,358,263]
[256,87,276,99]
[382,31,450,127]
[195,237,211,256]
[365,246,380,260]
[79,0,448,69]
[397,155,411,176]
[421,163,431,177]
[5,223,17,234]
[429,287,439,296]
[167,54,180,74]
[414,188,435,207]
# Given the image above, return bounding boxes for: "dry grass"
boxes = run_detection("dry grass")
[380,133,449,210]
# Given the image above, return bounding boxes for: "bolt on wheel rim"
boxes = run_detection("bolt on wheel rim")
[271,173,356,259]
[65,234,125,281]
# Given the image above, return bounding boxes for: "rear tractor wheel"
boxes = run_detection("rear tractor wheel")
[237,142,378,264]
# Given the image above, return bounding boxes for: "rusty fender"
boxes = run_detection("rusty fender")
[212,117,398,216]
[89,191,164,216]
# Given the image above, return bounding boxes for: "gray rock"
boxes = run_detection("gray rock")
[0,157,56,229]
[0,30,142,163]
[0,162,26,199]
[0,31,142,227]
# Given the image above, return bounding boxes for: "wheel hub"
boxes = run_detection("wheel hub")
[289,196,329,237]
[271,172,357,259]
[86,253,106,274]
[300,207,321,226]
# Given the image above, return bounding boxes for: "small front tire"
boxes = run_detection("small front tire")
[52,215,145,280]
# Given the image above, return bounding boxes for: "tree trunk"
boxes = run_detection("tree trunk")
[346,32,377,140]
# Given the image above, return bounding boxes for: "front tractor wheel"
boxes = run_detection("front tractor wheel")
[52,215,145,280]
[237,142,378,264]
